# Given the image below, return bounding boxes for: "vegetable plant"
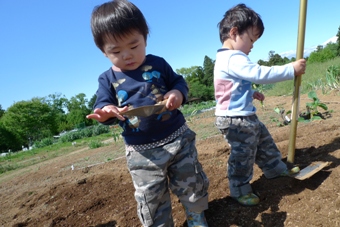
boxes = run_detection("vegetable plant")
[299,91,329,121]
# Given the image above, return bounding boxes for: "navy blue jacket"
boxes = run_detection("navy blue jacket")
[94,54,188,145]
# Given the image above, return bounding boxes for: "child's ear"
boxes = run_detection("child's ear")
[103,52,108,57]
[230,27,238,39]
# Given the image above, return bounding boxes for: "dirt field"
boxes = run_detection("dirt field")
[1,92,340,227]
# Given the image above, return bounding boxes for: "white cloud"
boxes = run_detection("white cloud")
[322,36,338,46]
[279,36,338,59]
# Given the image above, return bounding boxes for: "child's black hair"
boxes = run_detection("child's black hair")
[91,0,149,51]
[218,3,264,43]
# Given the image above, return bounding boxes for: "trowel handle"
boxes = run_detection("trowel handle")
[156,99,168,106]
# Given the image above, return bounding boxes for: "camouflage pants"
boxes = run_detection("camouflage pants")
[215,115,287,198]
[126,128,209,227]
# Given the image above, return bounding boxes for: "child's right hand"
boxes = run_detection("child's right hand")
[292,59,306,76]
[86,105,128,122]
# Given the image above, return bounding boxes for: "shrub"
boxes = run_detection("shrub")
[88,140,104,149]
[325,65,340,90]
[59,131,81,143]
[79,128,93,138]
[34,137,54,148]
[92,124,110,136]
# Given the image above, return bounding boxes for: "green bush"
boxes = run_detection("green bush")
[325,65,340,90]
[34,137,54,148]
[59,131,81,143]
[79,128,93,138]
[92,124,110,136]
[57,125,109,143]
[88,140,104,149]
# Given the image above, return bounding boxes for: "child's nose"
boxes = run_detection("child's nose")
[122,50,132,60]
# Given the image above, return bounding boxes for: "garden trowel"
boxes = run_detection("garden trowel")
[121,99,167,117]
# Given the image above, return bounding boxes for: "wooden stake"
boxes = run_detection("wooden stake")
[287,0,308,164]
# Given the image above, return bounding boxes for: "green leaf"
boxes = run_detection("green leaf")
[306,102,314,108]
[274,107,281,114]
[312,116,323,120]
[298,117,310,122]
[318,103,328,111]
[308,91,317,100]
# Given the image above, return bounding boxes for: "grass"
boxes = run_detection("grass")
[264,57,340,96]
[186,109,218,140]
[0,132,113,174]
[0,110,217,175]
[180,100,216,116]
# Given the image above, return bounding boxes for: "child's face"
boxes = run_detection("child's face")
[228,27,260,55]
[102,31,146,71]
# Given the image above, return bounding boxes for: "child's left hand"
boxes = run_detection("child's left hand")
[253,91,265,102]
[163,89,183,111]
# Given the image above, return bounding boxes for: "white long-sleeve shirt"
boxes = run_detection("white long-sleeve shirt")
[214,48,295,117]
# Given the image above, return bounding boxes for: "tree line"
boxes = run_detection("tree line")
[1,26,339,153]
[0,93,97,152]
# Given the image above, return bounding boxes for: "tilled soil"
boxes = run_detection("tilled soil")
[1,92,340,227]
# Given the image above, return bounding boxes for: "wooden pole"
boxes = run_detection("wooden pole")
[287,0,308,164]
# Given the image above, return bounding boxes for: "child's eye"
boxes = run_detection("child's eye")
[112,51,120,54]
[131,45,138,49]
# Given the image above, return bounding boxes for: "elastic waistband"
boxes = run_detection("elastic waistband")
[125,123,189,152]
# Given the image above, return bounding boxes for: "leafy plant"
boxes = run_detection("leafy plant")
[186,109,199,123]
[34,137,54,148]
[325,65,340,91]
[299,91,329,121]
[273,107,291,126]
[270,115,284,127]
[88,140,104,149]
[111,124,122,142]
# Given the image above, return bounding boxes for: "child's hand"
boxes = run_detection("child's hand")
[163,89,183,111]
[86,105,128,122]
[253,91,265,102]
[292,59,306,76]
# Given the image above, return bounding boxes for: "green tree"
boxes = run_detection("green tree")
[177,65,213,101]
[44,93,69,132]
[259,50,287,66]
[258,59,269,66]
[177,66,203,83]
[66,93,92,128]
[0,104,4,118]
[308,43,337,63]
[202,56,215,87]
[316,45,323,52]
[268,52,285,66]
[268,50,275,60]
[177,66,203,99]
[336,26,340,56]
[88,94,97,111]
[188,81,214,101]
[0,121,20,152]
[1,98,58,149]
[282,57,291,64]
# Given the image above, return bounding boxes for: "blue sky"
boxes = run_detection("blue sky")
[0,0,339,110]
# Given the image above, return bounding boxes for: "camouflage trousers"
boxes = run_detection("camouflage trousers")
[215,115,287,198]
[125,128,209,227]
